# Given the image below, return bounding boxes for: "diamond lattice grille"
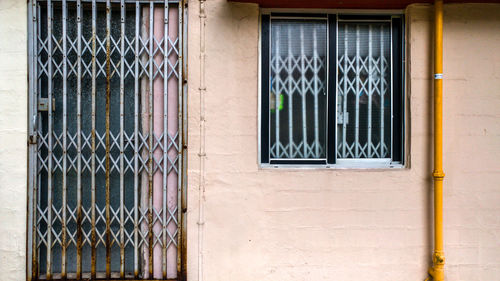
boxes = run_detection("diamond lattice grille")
[337,22,392,159]
[269,20,328,160]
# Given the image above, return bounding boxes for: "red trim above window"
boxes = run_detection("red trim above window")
[228,0,498,9]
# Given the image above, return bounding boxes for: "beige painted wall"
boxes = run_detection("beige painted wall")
[0,1,28,281]
[186,1,500,280]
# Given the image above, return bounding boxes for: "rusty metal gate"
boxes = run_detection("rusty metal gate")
[27,0,187,280]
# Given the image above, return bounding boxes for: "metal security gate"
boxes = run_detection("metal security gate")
[27,1,187,280]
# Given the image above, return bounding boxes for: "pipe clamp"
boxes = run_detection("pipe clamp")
[432,170,445,180]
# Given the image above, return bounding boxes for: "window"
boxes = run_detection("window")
[260,13,405,167]
[27,1,186,280]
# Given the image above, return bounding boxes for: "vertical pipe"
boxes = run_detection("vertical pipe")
[380,26,385,158]
[274,26,280,158]
[287,27,293,157]
[342,25,348,158]
[312,27,320,157]
[148,3,155,277]
[299,26,307,158]
[430,1,445,280]
[46,1,54,278]
[76,1,83,279]
[133,2,140,278]
[90,0,97,278]
[105,1,112,278]
[119,0,126,278]
[355,25,360,158]
[162,1,169,278]
[198,1,206,281]
[368,25,372,158]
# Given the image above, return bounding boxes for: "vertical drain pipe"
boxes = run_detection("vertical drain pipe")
[198,0,207,281]
[429,0,445,280]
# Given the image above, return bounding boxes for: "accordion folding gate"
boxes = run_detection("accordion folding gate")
[27,0,187,280]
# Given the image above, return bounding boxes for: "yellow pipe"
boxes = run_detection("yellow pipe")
[429,0,445,280]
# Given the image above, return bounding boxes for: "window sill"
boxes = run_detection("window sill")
[260,159,405,169]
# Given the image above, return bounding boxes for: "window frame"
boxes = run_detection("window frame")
[259,10,406,169]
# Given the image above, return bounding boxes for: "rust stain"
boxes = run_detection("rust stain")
[148,3,154,278]
[120,2,126,279]
[62,194,67,280]
[105,3,112,279]
[148,107,154,278]
[76,200,82,280]
[90,6,97,279]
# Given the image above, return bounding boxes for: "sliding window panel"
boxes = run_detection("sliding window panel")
[269,19,328,161]
[336,21,392,159]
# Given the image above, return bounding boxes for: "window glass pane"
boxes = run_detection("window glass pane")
[337,22,392,159]
[269,19,327,159]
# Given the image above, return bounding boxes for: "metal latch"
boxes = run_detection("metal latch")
[29,134,37,145]
[337,111,349,125]
[38,98,55,112]
[29,114,38,145]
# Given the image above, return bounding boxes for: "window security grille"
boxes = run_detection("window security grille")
[260,14,404,166]
[27,1,187,280]
[270,20,328,160]
[337,22,392,159]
